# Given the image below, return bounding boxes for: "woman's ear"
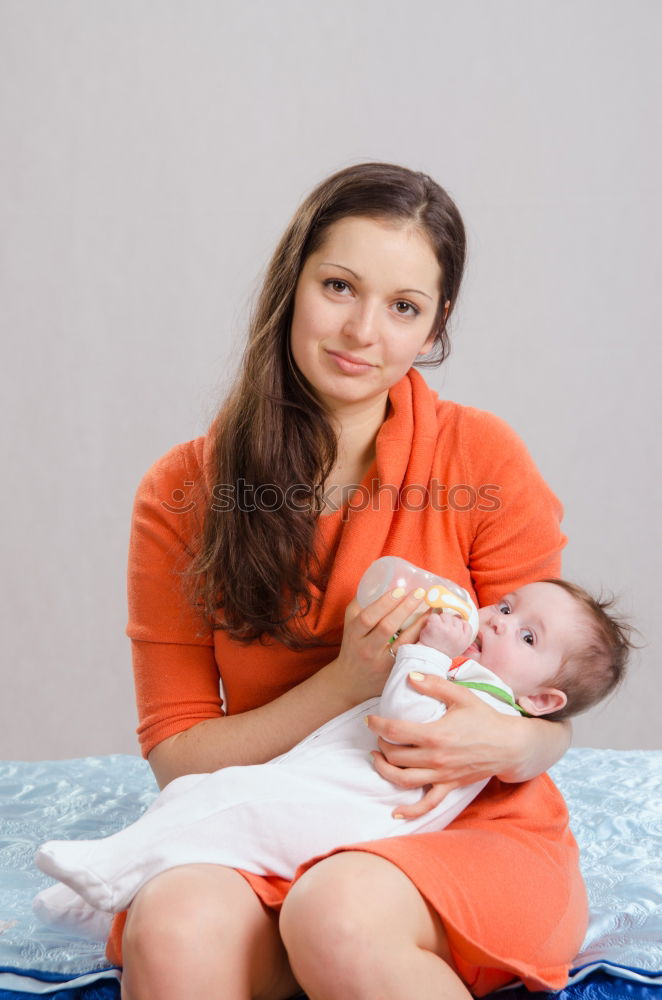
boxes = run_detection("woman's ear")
[518,688,568,718]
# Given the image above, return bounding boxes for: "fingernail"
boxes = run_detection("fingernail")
[393,812,405,820]
[364,715,371,726]
[391,587,405,599]
[409,671,425,682]
[413,587,426,599]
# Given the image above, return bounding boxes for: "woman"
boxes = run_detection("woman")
[115,163,587,1000]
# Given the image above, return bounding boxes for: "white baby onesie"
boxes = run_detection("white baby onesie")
[34,647,519,926]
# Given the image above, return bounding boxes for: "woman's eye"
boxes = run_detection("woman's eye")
[325,279,350,294]
[521,629,535,646]
[394,300,419,316]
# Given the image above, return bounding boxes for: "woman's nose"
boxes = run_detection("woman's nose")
[343,301,379,344]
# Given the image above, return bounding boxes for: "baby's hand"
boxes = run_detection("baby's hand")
[419,613,473,658]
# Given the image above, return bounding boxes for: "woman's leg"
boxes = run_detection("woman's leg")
[120,864,299,1000]
[279,852,472,1000]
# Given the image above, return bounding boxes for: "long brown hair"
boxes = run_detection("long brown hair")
[186,163,467,648]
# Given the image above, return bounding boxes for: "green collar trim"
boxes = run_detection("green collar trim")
[453,680,532,717]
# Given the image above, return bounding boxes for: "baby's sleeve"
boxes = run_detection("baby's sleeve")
[377,644,452,727]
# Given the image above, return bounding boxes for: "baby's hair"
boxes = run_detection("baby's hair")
[541,579,636,721]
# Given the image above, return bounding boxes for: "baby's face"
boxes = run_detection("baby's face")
[464,582,583,706]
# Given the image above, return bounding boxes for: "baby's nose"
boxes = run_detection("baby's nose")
[489,613,507,634]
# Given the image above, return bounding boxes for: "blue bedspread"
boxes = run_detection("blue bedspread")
[2,971,662,1000]
[1,749,660,996]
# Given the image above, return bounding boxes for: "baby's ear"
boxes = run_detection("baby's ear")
[518,688,568,718]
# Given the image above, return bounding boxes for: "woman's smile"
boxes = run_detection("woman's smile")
[325,349,377,373]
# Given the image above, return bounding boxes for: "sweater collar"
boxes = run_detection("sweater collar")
[310,369,441,640]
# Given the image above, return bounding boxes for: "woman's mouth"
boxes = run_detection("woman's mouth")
[327,350,375,374]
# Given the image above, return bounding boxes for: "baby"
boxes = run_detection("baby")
[34,577,630,929]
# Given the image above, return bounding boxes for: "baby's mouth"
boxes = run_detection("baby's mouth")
[466,633,482,655]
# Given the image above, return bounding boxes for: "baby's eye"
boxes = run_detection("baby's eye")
[521,629,535,646]
[393,300,419,317]
[497,601,511,614]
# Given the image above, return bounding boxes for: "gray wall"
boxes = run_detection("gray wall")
[1,0,659,758]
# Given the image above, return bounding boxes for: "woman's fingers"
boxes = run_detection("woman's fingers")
[369,751,440,789]
[393,782,459,821]
[370,751,461,819]
[365,714,441,752]
[374,735,451,776]
[394,782,458,819]
[367,671,518,785]
[336,592,434,703]
[364,679,475,753]
[391,608,431,648]
[348,588,429,646]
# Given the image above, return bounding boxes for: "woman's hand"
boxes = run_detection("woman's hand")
[365,673,530,820]
[329,589,432,705]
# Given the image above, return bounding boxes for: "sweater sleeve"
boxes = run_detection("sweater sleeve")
[126,442,224,758]
[460,408,566,607]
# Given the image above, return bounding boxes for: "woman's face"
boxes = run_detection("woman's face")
[289,216,443,416]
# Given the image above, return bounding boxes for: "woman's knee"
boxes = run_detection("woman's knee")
[123,866,235,958]
[280,853,462,1000]
[280,852,455,973]
[279,858,375,996]
[121,873,218,1000]
[122,865,296,1000]
[280,854,375,957]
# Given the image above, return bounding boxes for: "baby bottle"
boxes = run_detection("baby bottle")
[356,556,479,637]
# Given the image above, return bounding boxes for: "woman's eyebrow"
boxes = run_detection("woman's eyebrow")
[318,262,433,301]
[398,287,433,301]
[319,261,359,278]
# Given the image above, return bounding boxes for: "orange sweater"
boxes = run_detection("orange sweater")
[113,371,587,992]
[128,370,566,755]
